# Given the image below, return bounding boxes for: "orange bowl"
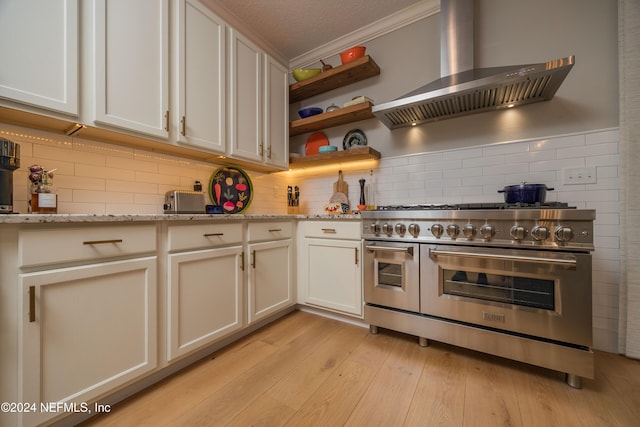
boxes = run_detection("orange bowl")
[340,46,366,64]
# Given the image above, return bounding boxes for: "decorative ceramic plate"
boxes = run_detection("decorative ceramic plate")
[343,129,367,150]
[208,166,253,213]
[305,132,329,155]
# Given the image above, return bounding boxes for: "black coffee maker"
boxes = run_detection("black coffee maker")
[0,137,20,213]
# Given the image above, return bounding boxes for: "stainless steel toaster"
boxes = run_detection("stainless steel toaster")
[163,190,205,214]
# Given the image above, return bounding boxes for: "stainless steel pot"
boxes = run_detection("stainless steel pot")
[498,183,554,204]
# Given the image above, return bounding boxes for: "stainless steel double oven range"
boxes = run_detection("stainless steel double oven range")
[362,203,595,388]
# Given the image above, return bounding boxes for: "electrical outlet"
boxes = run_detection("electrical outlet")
[563,167,597,185]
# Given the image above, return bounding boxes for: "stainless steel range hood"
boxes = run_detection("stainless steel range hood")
[373,0,575,129]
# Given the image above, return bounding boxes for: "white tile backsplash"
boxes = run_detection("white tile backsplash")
[2,122,621,353]
[1,124,290,215]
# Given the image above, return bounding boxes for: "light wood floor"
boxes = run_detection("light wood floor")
[81,310,640,427]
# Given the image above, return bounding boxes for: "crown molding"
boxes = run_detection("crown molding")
[289,0,440,69]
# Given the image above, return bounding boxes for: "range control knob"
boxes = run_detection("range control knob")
[382,223,394,236]
[555,226,574,242]
[408,223,420,238]
[480,224,496,240]
[395,223,407,236]
[371,223,381,235]
[531,225,550,241]
[510,225,528,241]
[431,223,444,238]
[446,224,460,239]
[462,224,476,239]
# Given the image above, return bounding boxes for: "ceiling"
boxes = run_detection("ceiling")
[206,0,426,60]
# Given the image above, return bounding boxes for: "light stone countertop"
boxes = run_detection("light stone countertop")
[0,213,363,225]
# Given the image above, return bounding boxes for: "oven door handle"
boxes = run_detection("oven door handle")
[429,249,576,267]
[366,245,414,256]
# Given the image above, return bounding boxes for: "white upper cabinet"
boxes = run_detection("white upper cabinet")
[92,0,170,138]
[228,29,289,169]
[0,0,79,116]
[264,55,289,169]
[173,0,226,154]
[228,29,263,163]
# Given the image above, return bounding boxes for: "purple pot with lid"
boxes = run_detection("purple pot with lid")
[498,182,554,204]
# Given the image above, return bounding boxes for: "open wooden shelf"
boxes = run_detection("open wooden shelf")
[289,146,381,169]
[289,101,375,137]
[289,56,380,104]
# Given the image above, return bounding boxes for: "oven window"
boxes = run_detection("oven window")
[443,270,554,310]
[377,262,403,287]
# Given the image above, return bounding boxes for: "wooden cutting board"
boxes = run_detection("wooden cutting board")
[333,170,348,195]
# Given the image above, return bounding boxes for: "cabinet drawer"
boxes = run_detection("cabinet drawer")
[247,221,293,241]
[304,221,362,240]
[19,224,157,268]
[167,222,243,252]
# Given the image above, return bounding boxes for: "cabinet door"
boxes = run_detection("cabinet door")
[18,257,157,426]
[305,238,363,316]
[93,0,169,138]
[0,0,79,115]
[167,246,243,361]
[175,0,226,153]
[264,55,289,169]
[248,239,293,323]
[228,28,263,162]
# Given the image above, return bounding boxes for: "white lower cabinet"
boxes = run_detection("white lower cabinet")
[18,257,157,427]
[0,217,363,426]
[166,222,244,361]
[247,222,294,323]
[299,221,363,317]
[167,246,243,360]
[13,224,158,427]
[247,240,293,323]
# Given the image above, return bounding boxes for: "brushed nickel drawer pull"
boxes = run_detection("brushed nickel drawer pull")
[28,286,35,323]
[365,245,414,256]
[204,233,224,237]
[83,239,123,245]
[321,228,337,233]
[429,249,577,266]
[268,228,282,232]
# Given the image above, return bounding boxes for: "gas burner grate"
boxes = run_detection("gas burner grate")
[375,204,459,211]
[375,202,573,211]
[501,201,572,209]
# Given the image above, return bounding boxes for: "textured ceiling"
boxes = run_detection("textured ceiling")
[210,0,424,59]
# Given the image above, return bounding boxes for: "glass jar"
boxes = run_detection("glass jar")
[29,174,57,213]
